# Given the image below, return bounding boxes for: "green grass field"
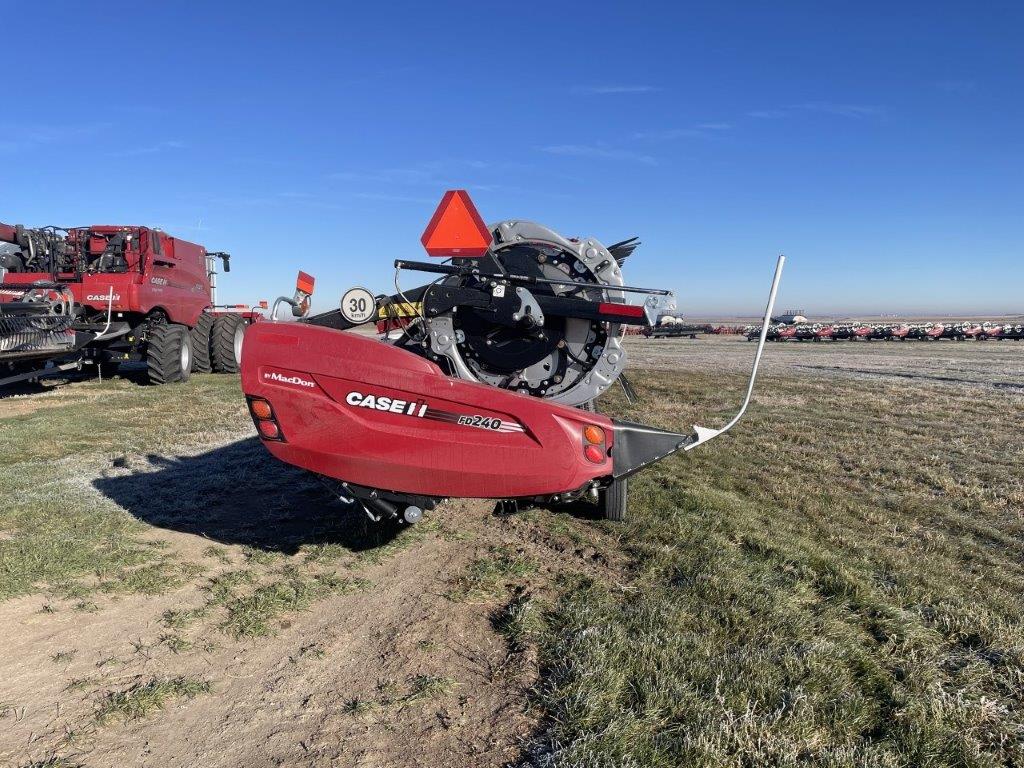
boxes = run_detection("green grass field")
[0,375,250,602]
[1,365,1021,767]
[523,371,1024,767]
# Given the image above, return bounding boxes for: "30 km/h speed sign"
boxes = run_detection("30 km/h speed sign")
[340,287,376,325]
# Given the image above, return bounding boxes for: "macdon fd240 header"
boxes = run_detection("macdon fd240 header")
[242,191,784,523]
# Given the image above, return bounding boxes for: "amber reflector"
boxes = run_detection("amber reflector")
[251,399,273,420]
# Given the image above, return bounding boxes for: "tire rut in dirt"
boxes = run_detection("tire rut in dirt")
[212,313,246,373]
[190,312,215,373]
[147,323,192,385]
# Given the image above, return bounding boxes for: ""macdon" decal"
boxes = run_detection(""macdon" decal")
[345,390,523,433]
[263,371,316,388]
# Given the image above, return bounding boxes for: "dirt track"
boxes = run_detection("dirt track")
[2,497,531,768]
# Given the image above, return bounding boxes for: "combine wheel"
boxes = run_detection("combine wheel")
[146,323,193,384]
[212,313,246,373]
[599,476,628,522]
[190,312,215,373]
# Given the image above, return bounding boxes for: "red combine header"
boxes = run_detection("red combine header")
[241,191,785,524]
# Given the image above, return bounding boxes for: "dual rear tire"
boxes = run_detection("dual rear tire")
[211,313,247,373]
[146,323,193,384]
[145,312,246,385]
[190,313,216,373]
[188,312,247,374]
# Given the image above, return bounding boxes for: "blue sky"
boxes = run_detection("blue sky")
[3,1,1021,316]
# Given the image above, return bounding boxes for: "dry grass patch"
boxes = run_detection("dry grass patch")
[523,369,1024,767]
[94,676,211,725]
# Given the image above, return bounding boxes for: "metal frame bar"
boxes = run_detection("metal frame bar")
[684,254,785,451]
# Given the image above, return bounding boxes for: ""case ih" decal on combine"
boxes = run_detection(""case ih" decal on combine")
[345,390,524,433]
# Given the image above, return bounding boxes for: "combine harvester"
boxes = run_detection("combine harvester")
[242,191,784,523]
[0,222,261,388]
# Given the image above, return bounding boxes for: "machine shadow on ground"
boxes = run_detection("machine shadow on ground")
[93,437,404,554]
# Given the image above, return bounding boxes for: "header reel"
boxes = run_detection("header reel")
[313,214,675,407]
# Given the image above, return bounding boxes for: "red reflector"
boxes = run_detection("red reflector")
[598,302,645,318]
[296,271,315,295]
[420,190,493,258]
[584,444,605,464]
[257,420,280,439]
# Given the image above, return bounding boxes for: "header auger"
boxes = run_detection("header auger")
[242,191,785,524]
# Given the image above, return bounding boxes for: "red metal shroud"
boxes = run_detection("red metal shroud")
[240,322,615,499]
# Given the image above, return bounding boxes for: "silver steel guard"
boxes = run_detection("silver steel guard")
[610,255,786,478]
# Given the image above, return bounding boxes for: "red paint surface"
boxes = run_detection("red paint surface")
[598,302,645,318]
[241,321,614,499]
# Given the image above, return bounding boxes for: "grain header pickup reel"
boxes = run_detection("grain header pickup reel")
[242,191,784,523]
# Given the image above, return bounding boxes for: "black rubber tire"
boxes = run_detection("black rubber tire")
[599,476,628,522]
[211,313,246,373]
[146,323,192,385]
[190,312,215,373]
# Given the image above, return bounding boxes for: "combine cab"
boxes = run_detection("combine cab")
[0,222,256,388]
[242,191,784,524]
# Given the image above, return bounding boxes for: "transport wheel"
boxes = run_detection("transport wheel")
[212,313,246,373]
[190,312,215,373]
[146,322,193,384]
[599,476,628,522]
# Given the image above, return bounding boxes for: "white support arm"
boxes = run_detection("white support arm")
[684,254,785,451]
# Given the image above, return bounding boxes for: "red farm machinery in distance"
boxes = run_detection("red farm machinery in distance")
[0,222,263,388]
[746,320,1024,342]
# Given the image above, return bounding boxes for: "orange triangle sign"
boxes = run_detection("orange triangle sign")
[420,190,492,257]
